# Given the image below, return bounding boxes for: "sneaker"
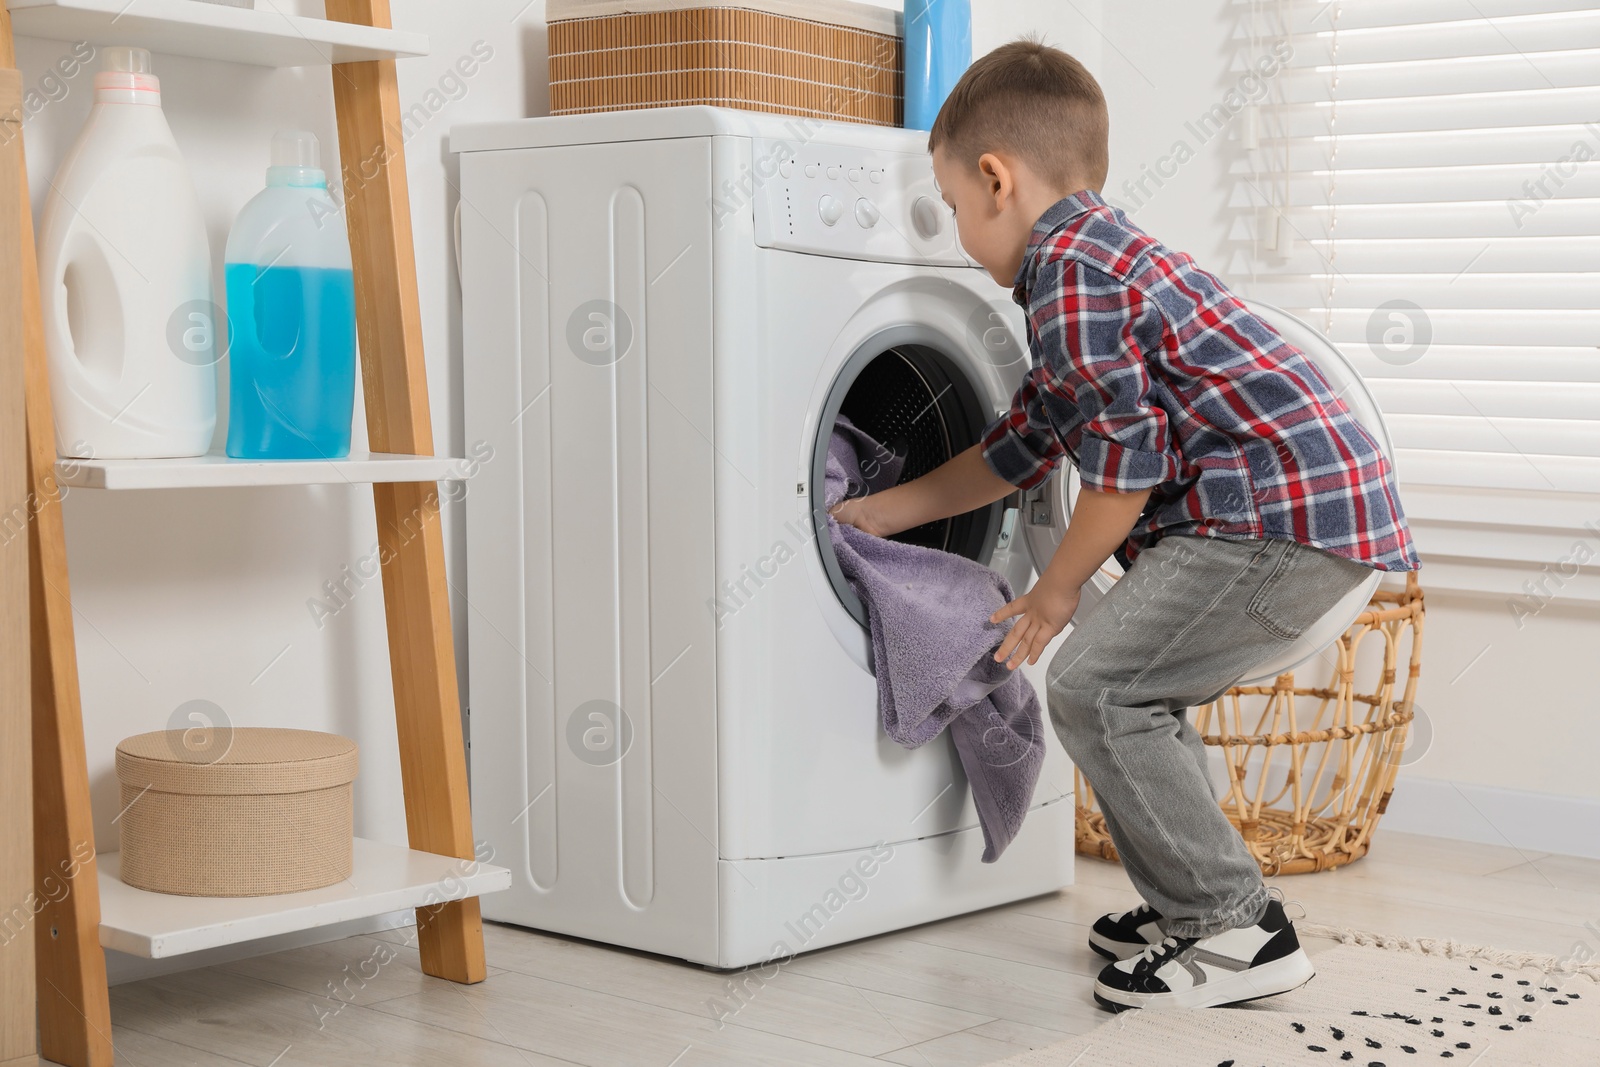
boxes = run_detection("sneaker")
[1088,902,1167,961]
[1092,898,1315,1011]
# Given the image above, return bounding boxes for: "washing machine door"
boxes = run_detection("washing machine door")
[1016,300,1387,686]
[814,335,1010,634]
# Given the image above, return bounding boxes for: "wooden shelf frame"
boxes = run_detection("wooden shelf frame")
[1,59,37,1067]
[0,3,489,1064]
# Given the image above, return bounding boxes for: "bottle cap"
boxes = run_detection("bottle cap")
[102,47,152,74]
[272,130,321,169]
[266,130,329,189]
[94,46,160,97]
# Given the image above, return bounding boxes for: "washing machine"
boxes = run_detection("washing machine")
[451,106,1078,969]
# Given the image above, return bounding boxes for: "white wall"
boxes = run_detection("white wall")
[12,0,1596,980]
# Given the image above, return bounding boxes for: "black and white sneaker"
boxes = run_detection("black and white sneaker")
[1093,899,1315,1011]
[1088,903,1167,961]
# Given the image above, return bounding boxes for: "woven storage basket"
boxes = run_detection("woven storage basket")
[547,0,902,126]
[1077,573,1424,875]
[115,727,358,897]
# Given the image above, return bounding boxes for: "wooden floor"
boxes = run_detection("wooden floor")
[99,832,1600,1066]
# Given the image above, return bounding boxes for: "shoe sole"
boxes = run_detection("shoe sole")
[1092,948,1316,1012]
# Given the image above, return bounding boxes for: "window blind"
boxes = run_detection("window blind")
[1240,0,1600,497]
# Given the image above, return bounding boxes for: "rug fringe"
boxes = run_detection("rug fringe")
[1301,921,1600,982]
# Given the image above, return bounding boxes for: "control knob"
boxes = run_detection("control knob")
[911,195,944,239]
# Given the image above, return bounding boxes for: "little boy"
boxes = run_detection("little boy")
[831,40,1419,1011]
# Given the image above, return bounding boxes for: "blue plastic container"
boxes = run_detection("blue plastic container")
[225,264,357,459]
[224,131,358,460]
[903,0,972,131]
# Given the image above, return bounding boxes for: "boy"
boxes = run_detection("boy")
[831,40,1418,1011]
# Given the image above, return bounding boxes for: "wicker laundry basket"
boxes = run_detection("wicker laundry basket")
[115,727,358,897]
[547,0,902,126]
[1076,574,1424,875]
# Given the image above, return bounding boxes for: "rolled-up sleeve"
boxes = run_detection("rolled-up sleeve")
[982,257,1178,494]
[980,366,1066,490]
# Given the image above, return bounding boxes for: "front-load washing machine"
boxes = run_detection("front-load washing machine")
[452,106,1076,969]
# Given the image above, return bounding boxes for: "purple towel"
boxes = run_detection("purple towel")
[826,417,1045,863]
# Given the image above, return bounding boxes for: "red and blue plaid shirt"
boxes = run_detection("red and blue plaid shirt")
[981,191,1419,572]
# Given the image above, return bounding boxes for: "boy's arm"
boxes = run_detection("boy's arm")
[990,485,1150,670]
[829,442,1015,537]
[985,259,1176,668]
[833,346,1070,535]
[836,259,1173,668]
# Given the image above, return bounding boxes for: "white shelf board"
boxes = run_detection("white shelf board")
[57,450,463,489]
[98,838,511,959]
[8,0,428,67]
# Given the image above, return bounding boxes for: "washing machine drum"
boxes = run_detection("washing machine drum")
[817,343,1003,629]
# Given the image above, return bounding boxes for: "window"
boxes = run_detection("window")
[1241,0,1600,507]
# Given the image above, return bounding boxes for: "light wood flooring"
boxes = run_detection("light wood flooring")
[94,832,1600,1066]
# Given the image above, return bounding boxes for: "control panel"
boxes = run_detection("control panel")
[748,137,974,267]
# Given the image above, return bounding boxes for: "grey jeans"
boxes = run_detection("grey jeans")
[1048,534,1374,938]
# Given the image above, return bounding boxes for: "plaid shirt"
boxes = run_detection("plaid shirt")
[981,191,1419,572]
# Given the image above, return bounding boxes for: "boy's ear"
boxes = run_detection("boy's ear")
[977,151,1014,211]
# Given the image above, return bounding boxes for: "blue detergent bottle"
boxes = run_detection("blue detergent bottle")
[903,0,972,131]
[224,130,357,459]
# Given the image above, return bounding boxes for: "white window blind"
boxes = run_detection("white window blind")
[1241,0,1600,497]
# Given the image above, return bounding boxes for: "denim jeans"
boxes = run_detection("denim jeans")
[1047,535,1374,938]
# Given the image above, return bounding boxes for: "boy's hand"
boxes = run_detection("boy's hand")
[831,444,1018,541]
[828,495,890,537]
[990,484,1152,670]
[989,579,1080,670]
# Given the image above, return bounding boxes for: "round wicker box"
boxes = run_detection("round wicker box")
[115,727,358,897]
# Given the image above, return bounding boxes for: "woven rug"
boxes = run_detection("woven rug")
[997,926,1600,1066]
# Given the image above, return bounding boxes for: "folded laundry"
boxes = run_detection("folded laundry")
[825,417,1046,862]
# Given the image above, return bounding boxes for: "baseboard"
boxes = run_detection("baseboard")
[104,909,414,986]
[1380,774,1600,862]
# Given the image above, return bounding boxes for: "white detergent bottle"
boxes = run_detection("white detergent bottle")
[37,46,217,459]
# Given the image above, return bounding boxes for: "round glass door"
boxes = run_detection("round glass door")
[811,339,1004,629]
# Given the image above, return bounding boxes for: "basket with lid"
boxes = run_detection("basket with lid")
[114,727,358,897]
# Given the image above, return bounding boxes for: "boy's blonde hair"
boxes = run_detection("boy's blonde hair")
[927,39,1109,191]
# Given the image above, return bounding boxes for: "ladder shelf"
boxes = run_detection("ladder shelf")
[1,2,496,1063]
